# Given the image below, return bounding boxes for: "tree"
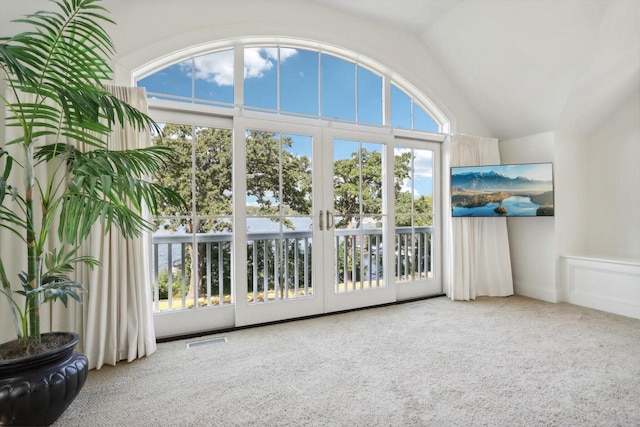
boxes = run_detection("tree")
[246,130,312,222]
[152,128,312,302]
[395,193,433,226]
[333,148,413,227]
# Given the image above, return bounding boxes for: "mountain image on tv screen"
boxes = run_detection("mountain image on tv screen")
[451,162,554,217]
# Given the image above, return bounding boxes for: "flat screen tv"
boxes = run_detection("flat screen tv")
[451,162,554,217]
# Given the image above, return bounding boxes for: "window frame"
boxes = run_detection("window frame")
[134,38,449,134]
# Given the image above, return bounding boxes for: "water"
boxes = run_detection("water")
[453,196,543,217]
[153,217,313,270]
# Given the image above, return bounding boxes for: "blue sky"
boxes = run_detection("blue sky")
[138,47,438,132]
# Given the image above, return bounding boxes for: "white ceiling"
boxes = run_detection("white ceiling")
[2,0,638,140]
[309,0,640,139]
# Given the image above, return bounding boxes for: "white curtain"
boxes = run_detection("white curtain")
[444,134,513,300]
[74,86,157,369]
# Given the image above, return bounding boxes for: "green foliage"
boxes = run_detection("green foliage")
[246,130,312,219]
[0,0,185,346]
[333,148,419,228]
[156,269,185,300]
[333,148,385,226]
[152,125,234,232]
[151,129,432,300]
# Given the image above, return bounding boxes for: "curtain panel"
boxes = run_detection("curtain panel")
[444,134,514,300]
[74,86,157,369]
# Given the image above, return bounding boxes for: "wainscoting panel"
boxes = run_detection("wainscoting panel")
[562,255,640,319]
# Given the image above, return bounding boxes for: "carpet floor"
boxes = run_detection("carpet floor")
[55,295,640,426]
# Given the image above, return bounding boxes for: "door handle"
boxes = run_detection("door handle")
[319,210,324,231]
[326,211,334,230]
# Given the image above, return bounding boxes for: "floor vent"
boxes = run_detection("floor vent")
[187,337,228,348]
[405,301,433,309]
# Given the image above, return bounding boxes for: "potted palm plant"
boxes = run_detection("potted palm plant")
[0,0,184,424]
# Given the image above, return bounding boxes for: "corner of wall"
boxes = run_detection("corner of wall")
[498,132,558,302]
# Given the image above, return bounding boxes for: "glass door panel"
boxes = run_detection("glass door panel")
[246,130,314,303]
[237,122,323,327]
[333,140,385,292]
[151,123,237,338]
[325,135,395,312]
[151,125,234,310]
[393,141,441,300]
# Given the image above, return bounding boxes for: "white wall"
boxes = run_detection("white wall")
[499,132,558,301]
[584,93,640,259]
[499,93,640,309]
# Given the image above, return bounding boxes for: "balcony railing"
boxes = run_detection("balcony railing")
[151,226,432,311]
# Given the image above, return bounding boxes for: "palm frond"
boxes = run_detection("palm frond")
[40,278,87,307]
[44,142,186,243]
[1,0,156,147]
[0,43,31,86]
[44,246,99,277]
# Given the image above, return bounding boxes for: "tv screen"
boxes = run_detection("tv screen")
[451,162,554,217]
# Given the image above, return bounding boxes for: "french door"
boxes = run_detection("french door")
[234,119,325,326]
[321,129,396,312]
[235,122,401,325]
[152,116,441,337]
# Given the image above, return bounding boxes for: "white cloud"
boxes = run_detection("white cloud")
[193,50,235,86]
[185,48,299,87]
[400,179,419,196]
[280,48,298,61]
[244,48,274,79]
[244,47,298,80]
[413,149,433,178]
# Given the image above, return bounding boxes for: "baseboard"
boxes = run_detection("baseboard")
[514,281,560,303]
[561,256,640,320]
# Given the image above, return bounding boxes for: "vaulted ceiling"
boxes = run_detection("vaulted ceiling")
[2,0,638,140]
[309,0,640,139]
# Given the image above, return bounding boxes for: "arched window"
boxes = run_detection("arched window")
[136,42,444,131]
[137,39,446,338]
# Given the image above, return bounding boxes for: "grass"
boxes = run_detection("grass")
[155,272,432,310]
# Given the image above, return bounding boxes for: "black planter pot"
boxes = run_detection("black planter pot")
[0,332,88,426]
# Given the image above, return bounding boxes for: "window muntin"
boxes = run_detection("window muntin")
[135,43,441,132]
[333,139,386,293]
[246,130,314,302]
